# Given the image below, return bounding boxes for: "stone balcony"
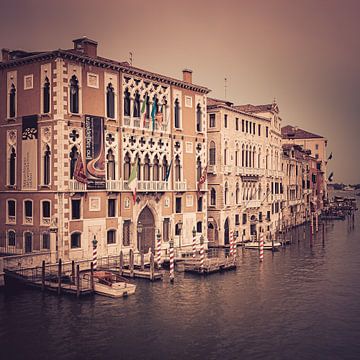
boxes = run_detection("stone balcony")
[68,179,87,192]
[222,165,232,174]
[247,200,261,208]
[236,167,264,177]
[123,180,169,192]
[208,165,217,174]
[106,180,123,191]
[174,180,187,192]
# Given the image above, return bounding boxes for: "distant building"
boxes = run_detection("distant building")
[0,37,210,260]
[282,125,327,203]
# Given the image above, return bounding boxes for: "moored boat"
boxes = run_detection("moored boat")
[83,271,136,298]
[245,241,281,250]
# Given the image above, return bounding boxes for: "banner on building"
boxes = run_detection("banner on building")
[85,115,106,189]
[21,115,38,190]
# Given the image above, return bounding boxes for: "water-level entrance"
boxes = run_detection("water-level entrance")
[137,206,155,254]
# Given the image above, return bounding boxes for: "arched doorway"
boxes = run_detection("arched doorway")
[137,206,155,253]
[250,215,258,240]
[224,218,229,245]
[207,220,219,246]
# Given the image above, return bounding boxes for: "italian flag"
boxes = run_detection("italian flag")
[128,163,138,203]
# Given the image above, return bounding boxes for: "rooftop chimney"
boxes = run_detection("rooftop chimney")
[73,37,98,57]
[182,69,192,84]
[1,48,10,62]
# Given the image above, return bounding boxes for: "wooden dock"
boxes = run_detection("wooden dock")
[179,257,237,274]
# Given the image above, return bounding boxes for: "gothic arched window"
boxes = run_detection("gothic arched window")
[196,103,202,132]
[224,182,229,205]
[43,77,50,114]
[9,84,16,118]
[236,183,240,204]
[144,154,150,181]
[124,88,131,117]
[175,156,181,181]
[174,98,180,128]
[69,75,79,114]
[107,149,115,180]
[153,155,160,181]
[196,157,202,182]
[133,91,140,118]
[123,153,131,180]
[106,83,115,119]
[43,145,51,185]
[9,147,16,186]
[69,146,79,179]
[163,157,169,181]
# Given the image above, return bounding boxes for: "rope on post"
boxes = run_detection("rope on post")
[259,233,264,262]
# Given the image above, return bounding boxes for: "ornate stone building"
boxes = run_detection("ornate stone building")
[0,37,210,260]
[206,98,284,245]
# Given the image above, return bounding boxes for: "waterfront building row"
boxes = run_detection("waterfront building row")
[0,37,328,259]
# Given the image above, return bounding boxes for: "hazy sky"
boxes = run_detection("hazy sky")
[1,0,359,183]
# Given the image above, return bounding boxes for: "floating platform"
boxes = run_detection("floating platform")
[179,257,237,275]
[116,267,163,281]
[245,241,281,250]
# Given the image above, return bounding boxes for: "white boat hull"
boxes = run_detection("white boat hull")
[94,282,136,298]
[245,241,281,250]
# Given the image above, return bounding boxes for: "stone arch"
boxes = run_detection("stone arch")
[137,205,156,254]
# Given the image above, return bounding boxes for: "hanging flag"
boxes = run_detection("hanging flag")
[128,162,138,203]
[74,154,88,184]
[327,152,333,160]
[328,172,334,182]
[141,95,148,127]
[151,101,157,131]
[197,165,208,193]
[164,160,173,182]
[156,105,163,128]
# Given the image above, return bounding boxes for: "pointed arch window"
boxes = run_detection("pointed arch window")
[163,157,169,181]
[210,188,216,206]
[145,93,150,119]
[9,84,16,118]
[242,145,245,167]
[236,183,240,204]
[196,157,202,182]
[224,142,228,166]
[43,77,50,114]
[9,147,16,186]
[106,149,115,180]
[174,98,180,128]
[43,145,51,185]
[124,88,131,117]
[8,230,16,247]
[196,103,202,132]
[69,146,79,179]
[209,141,216,165]
[136,156,141,181]
[69,75,79,114]
[106,83,115,119]
[224,182,229,205]
[153,156,160,181]
[144,154,150,181]
[123,153,131,180]
[175,156,181,181]
[133,91,140,118]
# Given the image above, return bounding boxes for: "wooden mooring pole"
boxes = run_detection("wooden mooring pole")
[57,259,62,295]
[76,264,80,298]
[129,249,134,278]
[90,262,95,293]
[140,251,145,271]
[71,260,75,284]
[41,260,45,292]
[150,252,155,281]
[119,251,124,276]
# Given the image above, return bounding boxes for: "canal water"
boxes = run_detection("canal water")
[1,198,359,359]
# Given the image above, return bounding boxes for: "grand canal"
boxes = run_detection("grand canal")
[1,197,359,359]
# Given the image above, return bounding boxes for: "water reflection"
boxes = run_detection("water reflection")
[1,200,360,360]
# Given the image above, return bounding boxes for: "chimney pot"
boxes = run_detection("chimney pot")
[1,48,10,62]
[182,69,193,84]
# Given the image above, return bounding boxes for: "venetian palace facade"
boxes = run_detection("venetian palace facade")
[206,99,284,245]
[0,38,210,260]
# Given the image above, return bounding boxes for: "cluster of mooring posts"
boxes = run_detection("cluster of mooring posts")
[2,204,356,294]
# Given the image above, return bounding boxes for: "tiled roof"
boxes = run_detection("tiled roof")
[282,125,323,139]
[207,97,234,107]
[234,103,278,114]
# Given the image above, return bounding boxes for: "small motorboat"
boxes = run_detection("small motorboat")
[245,241,281,250]
[83,271,136,298]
